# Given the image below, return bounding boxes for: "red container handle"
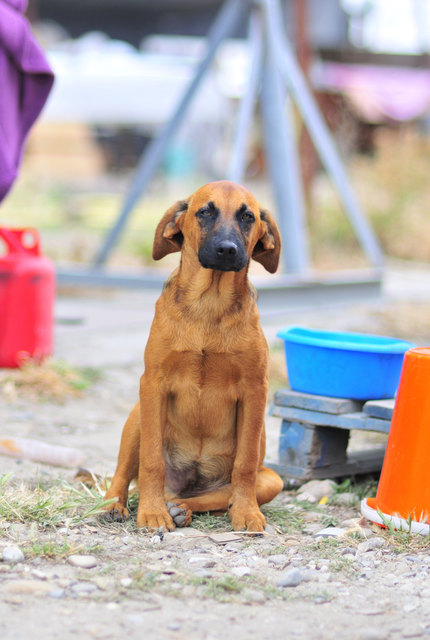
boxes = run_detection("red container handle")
[0,228,41,256]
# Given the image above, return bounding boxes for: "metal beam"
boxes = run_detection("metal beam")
[263,0,384,268]
[93,0,246,266]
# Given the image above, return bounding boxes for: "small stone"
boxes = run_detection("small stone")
[403,603,418,614]
[242,588,266,604]
[267,554,289,567]
[49,588,65,599]
[297,480,336,502]
[277,568,302,588]
[5,595,23,605]
[4,580,51,596]
[189,556,217,568]
[231,566,251,578]
[57,579,72,588]
[71,581,98,595]
[301,569,318,582]
[340,546,357,556]
[120,577,133,588]
[383,572,399,585]
[57,528,69,535]
[191,569,213,580]
[68,555,98,569]
[359,628,388,640]
[357,538,384,553]
[2,546,25,564]
[31,569,47,580]
[264,524,277,535]
[331,492,358,506]
[302,523,323,535]
[167,623,181,631]
[402,629,424,638]
[406,555,422,563]
[296,491,317,503]
[317,572,333,583]
[314,527,347,539]
[125,614,145,626]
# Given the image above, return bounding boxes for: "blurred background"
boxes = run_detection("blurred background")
[1,0,429,273]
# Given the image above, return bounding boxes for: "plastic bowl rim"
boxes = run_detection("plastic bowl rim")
[276,325,414,355]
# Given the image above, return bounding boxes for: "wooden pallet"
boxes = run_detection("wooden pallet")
[268,388,395,482]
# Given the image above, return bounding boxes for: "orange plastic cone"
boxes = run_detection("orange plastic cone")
[361,347,430,534]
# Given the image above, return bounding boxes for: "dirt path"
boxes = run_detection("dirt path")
[2,267,430,640]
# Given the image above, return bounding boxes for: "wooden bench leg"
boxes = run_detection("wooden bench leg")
[278,420,350,481]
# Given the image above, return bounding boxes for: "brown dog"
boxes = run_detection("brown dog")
[104,180,283,531]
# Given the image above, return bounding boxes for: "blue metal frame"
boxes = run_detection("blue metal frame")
[88,0,383,276]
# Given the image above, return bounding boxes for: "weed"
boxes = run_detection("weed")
[204,575,244,600]
[330,556,357,576]
[262,544,294,556]
[261,505,303,534]
[0,473,117,529]
[191,512,232,531]
[132,570,161,592]
[310,537,342,558]
[0,359,101,402]
[23,540,75,558]
[321,514,339,528]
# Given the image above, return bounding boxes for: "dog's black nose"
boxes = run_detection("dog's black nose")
[215,241,238,257]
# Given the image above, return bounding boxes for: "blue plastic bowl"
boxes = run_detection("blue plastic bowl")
[277,326,414,400]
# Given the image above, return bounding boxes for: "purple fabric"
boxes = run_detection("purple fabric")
[0,0,54,201]
[313,62,430,124]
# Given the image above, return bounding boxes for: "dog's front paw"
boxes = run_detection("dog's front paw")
[103,502,130,523]
[166,502,192,528]
[229,502,266,532]
[136,505,175,532]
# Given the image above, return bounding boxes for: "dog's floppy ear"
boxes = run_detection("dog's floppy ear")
[252,209,281,273]
[152,200,189,260]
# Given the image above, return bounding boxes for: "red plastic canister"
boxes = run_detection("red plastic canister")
[0,228,55,367]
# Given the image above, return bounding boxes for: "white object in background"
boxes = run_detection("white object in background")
[0,437,84,468]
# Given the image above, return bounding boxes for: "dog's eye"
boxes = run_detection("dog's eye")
[241,211,255,222]
[197,204,218,219]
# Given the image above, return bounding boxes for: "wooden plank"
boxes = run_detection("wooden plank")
[274,388,363,415]
[266,447,386,482]
[278,420,349,471]
[363,398,395,421]
[271,405,391,433]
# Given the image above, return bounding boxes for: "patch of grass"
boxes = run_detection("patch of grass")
[321,514,339,528]
[0,473,117,529]
[0,359,102,403]
[132,570,161,592]
[373,514,430,554]
[310,128,430,267]
[329,478,378,502]
[262,543,293,556]
[261,505,303,534]
[309,537,342,558]
[330,556,357,576]
[23,540,76,559]
[203,575,244,600]
[191,512,232,531]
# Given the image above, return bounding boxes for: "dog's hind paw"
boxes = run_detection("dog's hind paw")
[166,502,192,528]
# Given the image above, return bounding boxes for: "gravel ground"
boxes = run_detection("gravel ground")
[1,263,430,640]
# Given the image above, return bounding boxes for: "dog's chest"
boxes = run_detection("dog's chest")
[163,349,242,397]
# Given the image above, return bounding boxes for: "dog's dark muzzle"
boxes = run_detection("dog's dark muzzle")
[198,234,248,272]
